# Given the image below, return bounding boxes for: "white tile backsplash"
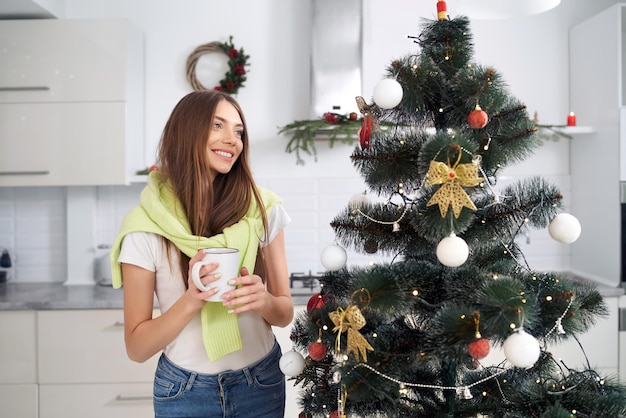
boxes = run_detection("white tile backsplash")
[0,186,67,282]
[0,168,573,284]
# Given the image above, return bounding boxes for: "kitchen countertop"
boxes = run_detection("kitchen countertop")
[0,276,621,311]
[0,282,315,310]
[0,283,125,310]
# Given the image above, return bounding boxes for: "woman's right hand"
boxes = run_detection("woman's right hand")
[187,250,221,303]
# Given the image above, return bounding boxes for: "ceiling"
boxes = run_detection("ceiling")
[0,0,58,19]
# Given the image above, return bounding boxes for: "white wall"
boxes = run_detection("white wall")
[0,0,622,282]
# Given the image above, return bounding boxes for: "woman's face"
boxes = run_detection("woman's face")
[206,100,244,179]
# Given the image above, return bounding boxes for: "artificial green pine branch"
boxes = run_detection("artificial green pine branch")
[278,113,362,165]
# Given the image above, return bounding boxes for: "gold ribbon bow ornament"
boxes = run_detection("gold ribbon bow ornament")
[426,151,483,219]
[329,304,374,362]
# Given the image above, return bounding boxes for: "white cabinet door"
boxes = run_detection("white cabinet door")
[40,383,153,418]
[0,102,134,186]
[38,310,159,384]
[0,18,144,186]
[273,305,306,418]
[0,311,36,384]
[0,19,141,103]
[569,3,622,286]
[0,384,38,418]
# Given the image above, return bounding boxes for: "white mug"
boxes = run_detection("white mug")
[191,248,240,302]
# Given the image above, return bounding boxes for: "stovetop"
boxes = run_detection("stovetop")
[289,270,323,295]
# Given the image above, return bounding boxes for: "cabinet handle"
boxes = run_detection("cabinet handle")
[0,86,50,92]
[115,395,152,402]
[0,171,50,175]
[113,321,124,327]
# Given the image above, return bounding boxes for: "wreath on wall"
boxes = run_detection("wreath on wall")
[186,36,250,95]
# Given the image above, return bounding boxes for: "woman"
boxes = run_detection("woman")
[109,90,293,417]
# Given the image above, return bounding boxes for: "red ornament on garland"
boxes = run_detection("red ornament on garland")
[467,104,489,129]
[298,412,312,418]
[359,114,373,149]
[308,339,328,361]
[307,293,326,312]
[467,338,490,360]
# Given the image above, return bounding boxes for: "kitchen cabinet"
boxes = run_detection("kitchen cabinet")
[39,383,153,418]
[272,305,307,417]
[0,19,144,186]
[0,309,157,417]
[38,309,157,417]
[568,4,624,287]
[0,311,37,418]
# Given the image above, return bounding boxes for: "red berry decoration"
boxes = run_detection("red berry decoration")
[308,340,328,361]
[307,293,326,312]
[467,338,490,360]
[467,104,489,129]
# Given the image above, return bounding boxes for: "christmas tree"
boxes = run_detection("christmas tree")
[280,2,626,417]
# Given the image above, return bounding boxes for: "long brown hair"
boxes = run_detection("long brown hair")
[155,91,268,283]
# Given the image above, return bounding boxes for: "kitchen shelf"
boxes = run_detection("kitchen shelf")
[553,126,596,135]
[128,175,148,184]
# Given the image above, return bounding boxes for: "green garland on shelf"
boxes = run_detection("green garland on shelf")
[278,112,364,165]
[535,124,573,142]
[277,116,573,165]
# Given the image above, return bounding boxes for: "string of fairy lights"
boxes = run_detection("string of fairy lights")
[326,142,591,414]
[304,293,597,418]
[303,1,589,414]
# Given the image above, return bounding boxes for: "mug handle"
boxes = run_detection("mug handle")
[191,261,213,291]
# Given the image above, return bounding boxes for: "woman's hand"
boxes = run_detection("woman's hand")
[186,250,221,304]
[221,266,268,314]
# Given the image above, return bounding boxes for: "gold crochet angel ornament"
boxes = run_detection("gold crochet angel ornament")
[426,145,483,218]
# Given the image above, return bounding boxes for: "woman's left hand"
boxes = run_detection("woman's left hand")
[221,267,268,314]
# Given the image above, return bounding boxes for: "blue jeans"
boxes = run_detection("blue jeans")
[153,340,285,417]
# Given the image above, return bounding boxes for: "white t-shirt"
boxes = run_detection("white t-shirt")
[118,204,291,374]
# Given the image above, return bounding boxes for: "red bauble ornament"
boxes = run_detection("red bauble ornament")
[467,338,490,360]
[308,340,328,361]
[467,105,489,129]
[307,293,326,312]
[349,112,358,120]
[299,412,312,418]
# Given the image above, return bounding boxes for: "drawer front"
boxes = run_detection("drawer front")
[0,311,37,384]
[0,19,137,103]
[40,382,153,418]
[38,309,158,384]
[0,102,129,186]
[0,384,38,418]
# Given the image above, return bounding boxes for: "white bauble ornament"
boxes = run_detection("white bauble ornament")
[372,78,403,109]
[349,192,370,212]
[548,213,581,244]
[279,350,305,376]
[321,244,347,271]
[436,234,469,267]
[503,329,540,368]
